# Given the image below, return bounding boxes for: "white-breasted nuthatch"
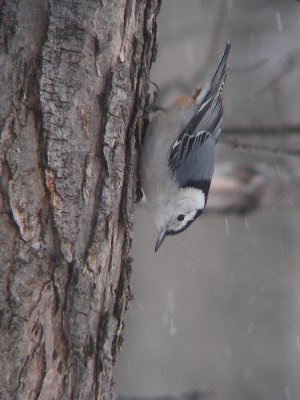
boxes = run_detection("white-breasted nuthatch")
[140,43,231,251]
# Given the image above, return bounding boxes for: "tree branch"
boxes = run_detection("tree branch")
[220,137,300,159]
[223,125,300,136]
[118,390,215,400]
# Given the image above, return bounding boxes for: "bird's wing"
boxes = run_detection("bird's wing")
[168,43,230,196]
[169,129,216,201]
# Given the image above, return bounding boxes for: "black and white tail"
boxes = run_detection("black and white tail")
[210,42,231,95]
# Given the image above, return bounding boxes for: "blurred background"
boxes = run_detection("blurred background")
[115,1,300,399]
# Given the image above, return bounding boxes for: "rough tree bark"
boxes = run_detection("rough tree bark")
[0,0,160,398]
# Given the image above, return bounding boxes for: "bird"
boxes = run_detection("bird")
[140,43,231,251]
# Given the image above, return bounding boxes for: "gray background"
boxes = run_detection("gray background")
[115,1,300,399]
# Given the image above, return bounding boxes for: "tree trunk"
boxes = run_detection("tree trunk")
[0,0,160,398]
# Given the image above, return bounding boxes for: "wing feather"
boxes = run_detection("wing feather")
[169,43,230,191]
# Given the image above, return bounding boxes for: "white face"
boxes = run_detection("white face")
[154,187,206,236]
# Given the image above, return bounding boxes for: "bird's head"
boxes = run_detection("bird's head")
[153,187,207,251]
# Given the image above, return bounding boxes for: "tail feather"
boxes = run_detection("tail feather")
[211,42,231,92]
[195,42,230,106]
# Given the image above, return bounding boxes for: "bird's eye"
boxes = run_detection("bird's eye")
[177,214,185,221]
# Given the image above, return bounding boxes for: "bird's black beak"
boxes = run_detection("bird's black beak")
[155,230,167,252]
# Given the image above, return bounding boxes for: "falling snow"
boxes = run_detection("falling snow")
[225,217,230,236]
[137,302,145,314]
[247,323,255,335]
[285,386,290,400]
[169,318,177,336]
[279,265,284,273]
[227,0,234,10]
[279,240,285,254]
[296,335,300,351]
[275,11,283,32]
